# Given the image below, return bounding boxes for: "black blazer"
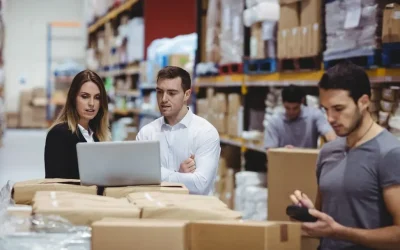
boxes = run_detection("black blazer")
[44,123,99,179]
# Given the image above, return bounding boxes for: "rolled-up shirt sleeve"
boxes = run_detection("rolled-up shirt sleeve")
[379,147,400,188]
[162,127,221,195]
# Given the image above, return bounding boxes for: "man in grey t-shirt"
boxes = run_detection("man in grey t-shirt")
[290,61,400,250]
[264,85,336,149]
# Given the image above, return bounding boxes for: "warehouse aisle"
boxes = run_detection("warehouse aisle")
[0,129,47,187]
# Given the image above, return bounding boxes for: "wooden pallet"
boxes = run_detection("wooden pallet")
[244,58,277,74]
[278,56,322,71]
[382,43,400,67]
[324,51,381,70]
[218,63,243,75]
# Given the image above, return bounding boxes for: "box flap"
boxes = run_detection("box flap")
[94,218,190,227]
[268,148,320,154]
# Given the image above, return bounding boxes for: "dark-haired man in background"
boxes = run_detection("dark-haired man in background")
[264,85,336,149]
[136,66,220,195]
[290,61,400,249]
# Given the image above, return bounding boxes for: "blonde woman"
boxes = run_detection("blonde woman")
[44,70,110,179]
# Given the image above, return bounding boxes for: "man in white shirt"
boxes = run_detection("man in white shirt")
[136,66,220,195]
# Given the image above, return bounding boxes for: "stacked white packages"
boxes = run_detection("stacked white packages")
[263,88,283,132]
[234,171,267,221]
[324,0,379,61]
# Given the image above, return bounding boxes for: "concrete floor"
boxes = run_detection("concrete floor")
[0,129,47,187]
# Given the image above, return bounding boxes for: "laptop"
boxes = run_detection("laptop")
[76,140,161,187]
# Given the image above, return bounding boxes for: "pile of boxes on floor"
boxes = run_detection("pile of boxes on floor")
[196,88,243,137]
[7,88,47,128]
[370,86,400,139]
[1,178,303,250]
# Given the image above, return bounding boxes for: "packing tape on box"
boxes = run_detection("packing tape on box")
[144,193,167,207]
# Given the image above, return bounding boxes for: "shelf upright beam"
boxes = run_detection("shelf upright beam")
[46,21,82,122]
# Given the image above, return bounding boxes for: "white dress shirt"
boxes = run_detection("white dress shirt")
[136,108,221,195]
[78,124,94,143]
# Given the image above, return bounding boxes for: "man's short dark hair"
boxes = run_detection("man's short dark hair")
[157,66,191,92]
[318,60,371,103]
[282,85,305,103]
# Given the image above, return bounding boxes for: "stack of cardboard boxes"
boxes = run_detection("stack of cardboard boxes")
[8,178,303,250]
[277,0,321,59]
[19,88,47,128]
[196,89,242,138]
[92,219,301,250]
[214,156,236,209]
[204,0,221,63]
[250,22,277,59]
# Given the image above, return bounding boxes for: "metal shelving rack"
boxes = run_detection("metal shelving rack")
[46,21,83,121]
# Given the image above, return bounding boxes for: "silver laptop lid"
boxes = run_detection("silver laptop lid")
[77,140,161,187]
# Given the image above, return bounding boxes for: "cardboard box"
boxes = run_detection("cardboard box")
[228,93,241,115]
[267,148,320,250]
[190,220,301,250]
[250,23,265,59]
[103,182,189,198]
[267,148,319,221]
[279,3,300,29]
[32,88,46,98]
[196,99,209,114]
[127,192,241,220]
[214,113,227,134]
[92,219,190,250]
[382,4,400,43]
[301,0,321,26]
[288,27,301,58]
[220,168,235,209]
[214,93,227,113]
[299,26,308,57]
[34,205,140,226]
[92,219,301,250]
[278,29,289,59]
[13,179,97,205]
[33,191,131,206]
[310,23,321,57]
[227,114,239,137]
[280,0,300,3]
[169,54,190,68]
[33,191,140,226]
[7,205,32,217]
[6,112,19,128]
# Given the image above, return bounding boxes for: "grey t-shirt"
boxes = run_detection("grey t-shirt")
[317,130,400,250]
[264,106,333,149]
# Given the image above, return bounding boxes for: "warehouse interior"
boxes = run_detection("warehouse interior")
[0,0,400,249]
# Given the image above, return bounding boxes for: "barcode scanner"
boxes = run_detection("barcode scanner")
[286,205,318,222]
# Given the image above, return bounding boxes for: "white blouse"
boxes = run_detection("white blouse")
[78,124,94,143]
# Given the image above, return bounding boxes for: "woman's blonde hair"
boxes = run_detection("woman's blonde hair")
[51,70,111,141]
